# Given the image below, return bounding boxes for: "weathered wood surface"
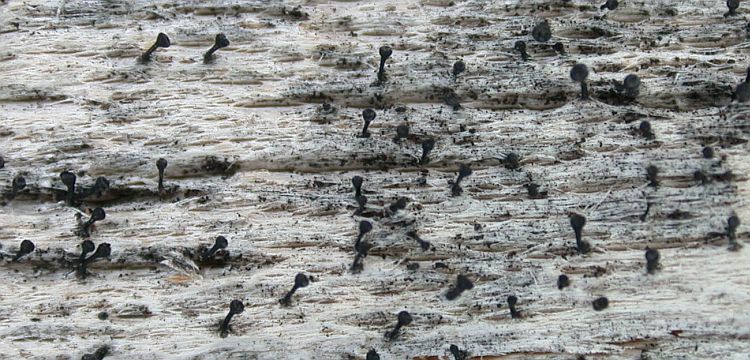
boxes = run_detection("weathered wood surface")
[1,0,749,359]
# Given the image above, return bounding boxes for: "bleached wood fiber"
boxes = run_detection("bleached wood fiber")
[1,0,749,359]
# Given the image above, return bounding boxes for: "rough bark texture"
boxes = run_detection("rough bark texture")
[1,0,749,359]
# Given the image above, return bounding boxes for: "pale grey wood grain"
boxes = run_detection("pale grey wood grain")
[0,0,749,359]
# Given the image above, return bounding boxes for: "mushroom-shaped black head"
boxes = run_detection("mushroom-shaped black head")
[570,213,586,231]
[601,0,618,10]
[362,109,376,122]
[352,176,363,191]
[94,177,110,191]
[155,33,171,48]
[366,349,381,360]
[456,274,474,290]
[81,240,95,254]
[727,0,740,11]
[507,295,517,307]
[639,120,651,133]
[214,236,229,250]
[504,152,521,170]
[557,274,570,290]
[359,220,373,235]
[91,207,106,221]
[92,243,112,259]
[294,273,310,288]
[156,158,168,172]
[553,42,565,54]
[623,74,641,91]
[397,310,412,326]
[60,171,76,188]
[379,46,393,60]
[458,164,472,178]
[449,344,460,354]
[532,20,552,42]
[12,175,26,191]
[214,33,230,49]
[570,64,589,83]
[390,197,409,212]
[645,248,660,262]
[19,239,35,254]
[229,299,245,314]
[592,296,609,311]
[514,40,527,52]
[396,124,409,139]
[702,146,715,159]
[453,60,466,76]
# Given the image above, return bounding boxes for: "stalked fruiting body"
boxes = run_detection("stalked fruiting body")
[139,33,170,63]
[204,33,230,63]
[570,64,590,100]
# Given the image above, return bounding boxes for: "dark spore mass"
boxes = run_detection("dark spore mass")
[507,295,521,318]
[81,346,110,360]
[203,235,229,261]
[360,109,376,138]
[451,164,473,196]
[366,349,380,360]
[219,299,244,338]
[394,123,409,143]
[592,296,609,311]
[645,248,660,274]
[557,274,570,290]
[280,273,310,306]
[421,138,435,165]
[352,176,364,197]
[514,40,529,61]
[450,344,469,360]
[446,274,474,300]
[377,46,392,83]
[12,239,35,261]
[60,170,77,206]
[726,0,740,17]
[78,207,106,238]
[204,33,230,63]
[601,0,618,10]
[78,242,112,278]
[452,60,466,77]
[532,20,552,42]
[570,64,590,100]
[503,152,521,170]
[355,220,373,250]
[389,197,409,214]
[156,158,168,192]
[140,33,170,63]
[553,42,565,55]
[623,74,641,96]
[702,146,715,159]
[570,213,590,254]
[385,310,413,340]
[639,121,654,140]
[13,175,26,190]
